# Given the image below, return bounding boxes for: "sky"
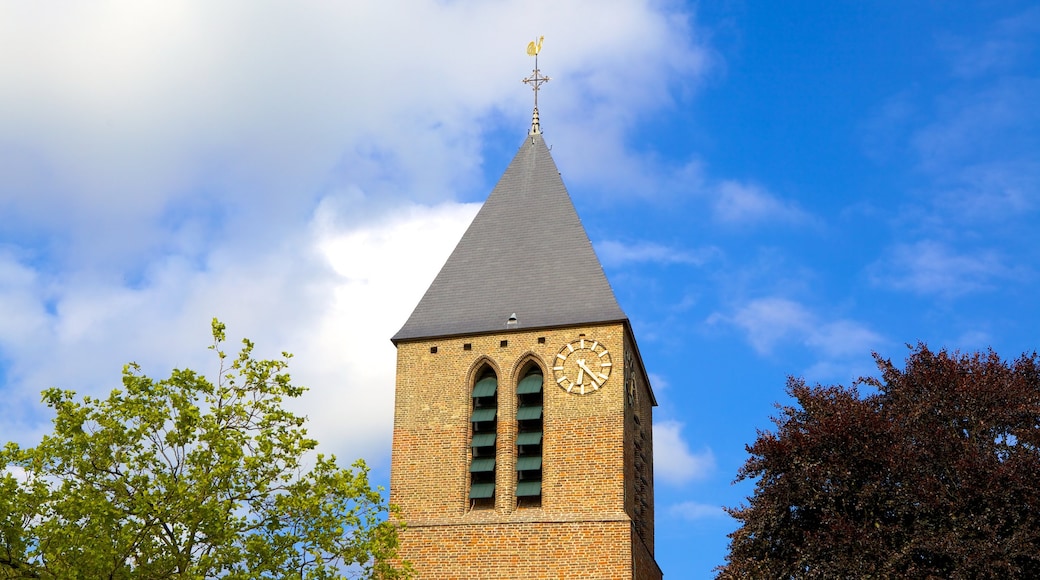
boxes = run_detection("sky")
[1,0,1039,576]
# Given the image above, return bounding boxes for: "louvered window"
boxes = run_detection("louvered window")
[470,372,497,508]
[516,368,543,507]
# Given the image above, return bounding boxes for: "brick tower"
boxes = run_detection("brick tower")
[389,59,661,578]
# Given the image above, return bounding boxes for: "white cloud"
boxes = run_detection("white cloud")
[938,6,1040,79]
[2,465,29,484]
[0,1,712,462]
[0,1,713,252]
[911,81,1039,177]
[712,297,884,378]
[954,330,993,350]
[653,420,714,486]
[596,240,718,268]
[806,319,886,359]
[668,501,728,521]
[870,240,1011,298]
[956,159,1040,215]
[0,252,51,349]
[901,35,1040,227]
[0,199,477,462]
[860,8,1040,312]
[712,180,811,226]
[298,200,479,457]
[722,297,812,355]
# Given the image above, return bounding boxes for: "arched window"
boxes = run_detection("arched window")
[470,366,497,508]
[515,364,543,507]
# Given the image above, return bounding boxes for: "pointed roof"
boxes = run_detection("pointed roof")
[392,133,626,344]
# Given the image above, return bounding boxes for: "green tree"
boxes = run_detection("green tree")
[720,345,1040,579]
[0,319,411,579]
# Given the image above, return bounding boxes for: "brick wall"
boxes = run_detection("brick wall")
[399,520,632,579]
[624,332,657,556]
[391,323,661,578]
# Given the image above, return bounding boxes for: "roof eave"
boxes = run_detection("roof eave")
[390,317,631,347]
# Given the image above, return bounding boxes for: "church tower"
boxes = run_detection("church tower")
[389,44,661,579]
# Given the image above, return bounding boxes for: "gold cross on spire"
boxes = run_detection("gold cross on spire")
[523,36,550,135]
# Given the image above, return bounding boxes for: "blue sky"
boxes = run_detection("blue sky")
[2,0,1038,576]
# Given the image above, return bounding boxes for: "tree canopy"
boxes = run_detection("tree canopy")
[720,345,1040,579]
[0,319,410,579]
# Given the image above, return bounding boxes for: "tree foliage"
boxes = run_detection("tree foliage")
[0,319,410,579]
[720,345,1040,579]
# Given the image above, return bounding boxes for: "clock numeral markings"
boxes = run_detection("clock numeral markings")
[554,337,611,395]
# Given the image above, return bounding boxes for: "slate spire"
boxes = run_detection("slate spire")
[392,132,626,343]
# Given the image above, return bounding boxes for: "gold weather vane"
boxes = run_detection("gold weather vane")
[526,35,544,57]
[522,35,550,135]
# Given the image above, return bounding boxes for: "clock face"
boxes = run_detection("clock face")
[552,337,612,395]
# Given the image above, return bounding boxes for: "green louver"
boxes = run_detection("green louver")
[516,431,542,446]
[516,405,543,421]
[472,377,497,397]
[471,433,496,447]
[515,480,541,497]
[470,483,495,499]
[471,408,497,422]
[470,458,495,472]
[515,456,542,471]
[516,374,543,394]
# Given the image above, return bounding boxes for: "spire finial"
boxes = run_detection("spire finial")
[522,36,550,135]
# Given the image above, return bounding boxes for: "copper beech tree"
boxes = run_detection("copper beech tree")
[720,345,1040,579]
[0,320,411,580]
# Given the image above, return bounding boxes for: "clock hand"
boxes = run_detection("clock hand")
[577,360,603,386]
[576,363,585,385]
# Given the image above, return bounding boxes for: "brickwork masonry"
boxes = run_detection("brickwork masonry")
[391,323,661,579]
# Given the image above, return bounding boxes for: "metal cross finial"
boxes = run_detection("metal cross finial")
[523,36,550,135]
